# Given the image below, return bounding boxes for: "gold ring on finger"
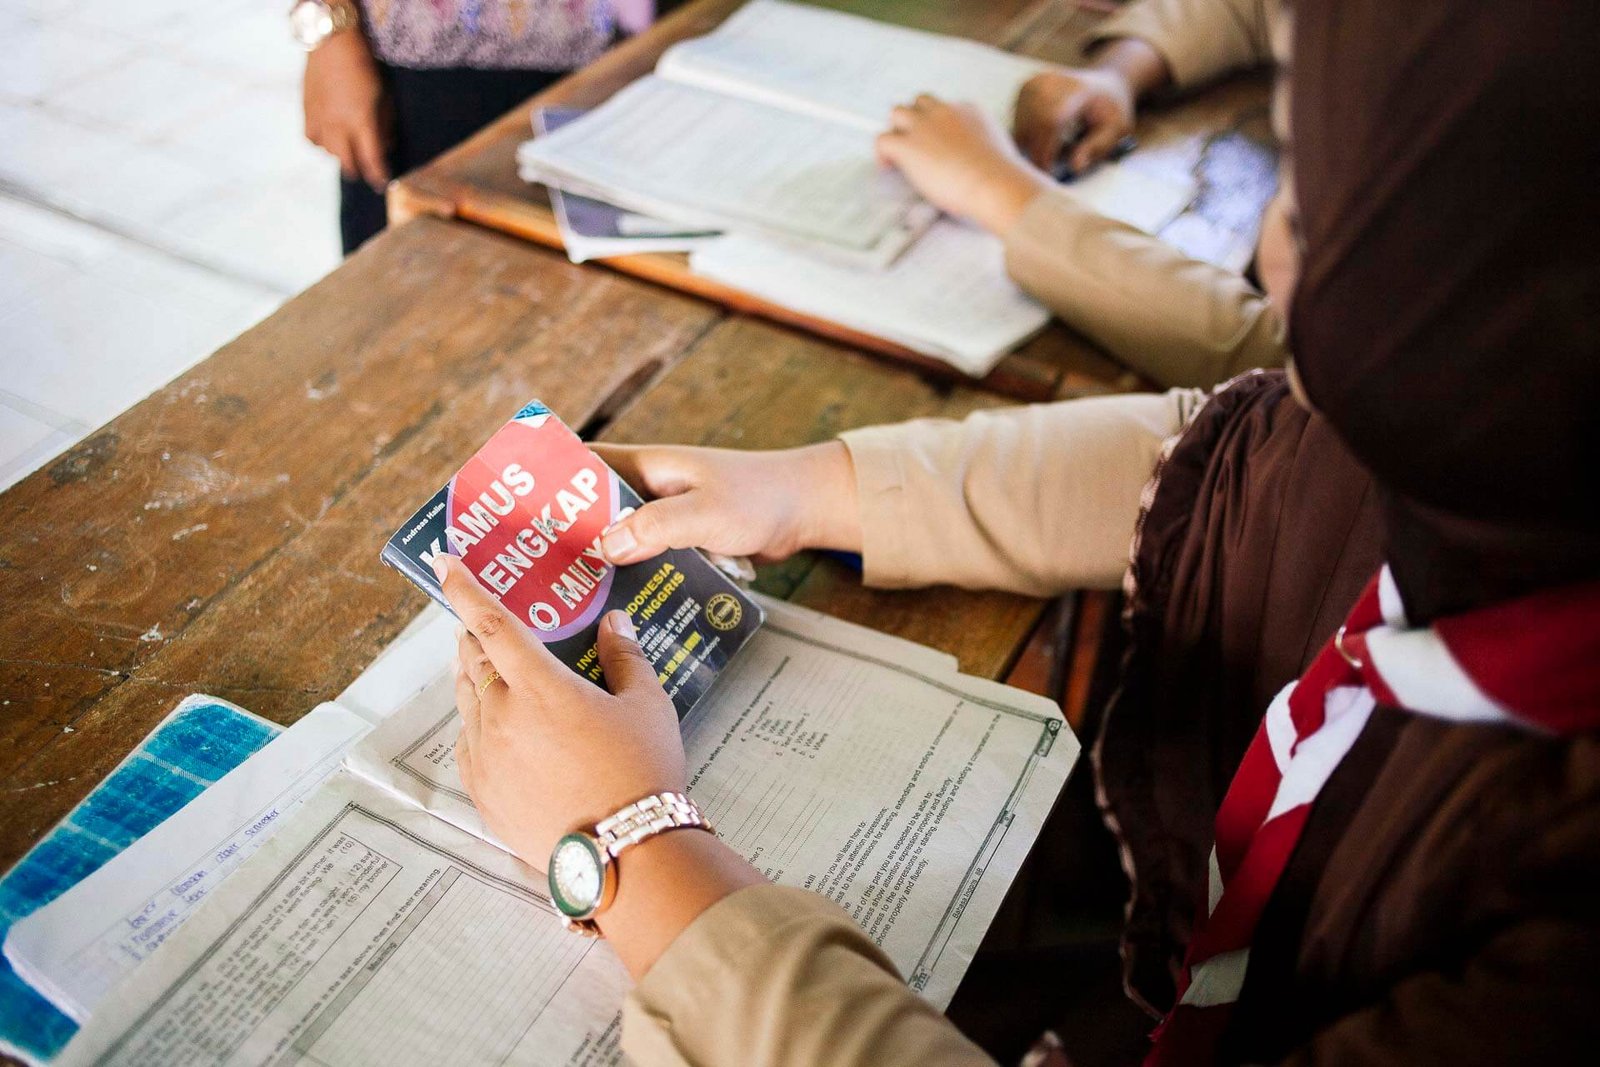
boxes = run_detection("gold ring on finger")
[476,670,502,696]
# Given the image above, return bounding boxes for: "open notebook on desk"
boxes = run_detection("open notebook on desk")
[689,162,1198,376]
[516,0,1047,268]
[53,597,1077,1067]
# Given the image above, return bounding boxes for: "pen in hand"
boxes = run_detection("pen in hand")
[1052,134,1139,182]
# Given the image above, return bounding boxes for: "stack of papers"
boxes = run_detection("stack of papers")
[0,614,445,1064]
[536,108,720,264]
[519,0,1204,376]
[5,704,372,1024]
[0,696,285,1064]
[21,596,1076,1067]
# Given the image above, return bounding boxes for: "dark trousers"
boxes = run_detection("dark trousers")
[340,64,565,254]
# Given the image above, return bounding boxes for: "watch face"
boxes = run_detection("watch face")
[290,2,333,49]
[548,834,605,918]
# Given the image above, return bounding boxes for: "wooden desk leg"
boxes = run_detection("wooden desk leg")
[1002,591,1113,734]
[1003,595,1073,702]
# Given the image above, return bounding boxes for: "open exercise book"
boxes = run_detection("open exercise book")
[518,1,1201,375]
[517,0,1049,268]
[689,163,1197,377]
[49,594,1076,1066]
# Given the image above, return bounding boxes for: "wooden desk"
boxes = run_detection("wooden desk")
[0,216,1072,884]
[391,0,1276,401]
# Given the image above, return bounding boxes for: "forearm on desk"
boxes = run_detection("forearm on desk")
[591,828,765,980]
[1004,190,1287,389]
[1088,0,1275,90]
[839,390,1201,596]
[623,884,994,1067]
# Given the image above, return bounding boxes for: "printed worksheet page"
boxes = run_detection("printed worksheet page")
[57,597,1076,1065]
[345,596,1074,1007]
[55,775,636,1067]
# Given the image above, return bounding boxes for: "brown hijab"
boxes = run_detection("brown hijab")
[1098,0,1600,1019]
[1288,0,1600,622]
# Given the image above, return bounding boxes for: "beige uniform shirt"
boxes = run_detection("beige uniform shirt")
[616,390,1207,1067]
[620,4,1276,1063]
[1006,0,1283,388]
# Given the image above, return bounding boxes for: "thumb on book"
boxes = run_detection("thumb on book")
[602,493,713,565]
[595,610,660,697]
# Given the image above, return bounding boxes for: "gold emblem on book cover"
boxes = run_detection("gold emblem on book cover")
[706,593,743,631]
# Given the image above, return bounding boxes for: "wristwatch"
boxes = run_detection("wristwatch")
[548,791,713,937]
[290,0,359,51]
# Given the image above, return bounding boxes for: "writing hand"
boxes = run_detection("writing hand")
[1013,68,1136,175]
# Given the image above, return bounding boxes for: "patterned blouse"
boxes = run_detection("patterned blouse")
[358,0,615,71]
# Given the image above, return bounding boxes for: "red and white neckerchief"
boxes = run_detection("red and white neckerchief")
[1146,567,1600,1066]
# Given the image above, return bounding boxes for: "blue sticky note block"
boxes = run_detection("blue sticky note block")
[0,695,279,1064]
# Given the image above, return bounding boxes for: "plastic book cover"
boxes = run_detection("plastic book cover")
[381,400,762,718]
[0,695,278,1065]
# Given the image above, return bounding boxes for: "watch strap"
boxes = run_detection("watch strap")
[328,0,358,30]
[292,0,360,50]
[595,791,712,860]
[559,792,712,937]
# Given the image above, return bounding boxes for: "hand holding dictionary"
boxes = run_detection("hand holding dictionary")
[595,441,862,566]
[435,553,687,866]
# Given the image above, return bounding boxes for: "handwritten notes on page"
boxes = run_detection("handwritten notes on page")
[0,696,281,1066]
[4,704,372,1023]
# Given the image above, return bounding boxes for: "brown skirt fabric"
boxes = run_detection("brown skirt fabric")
[1094,371,1383,1015]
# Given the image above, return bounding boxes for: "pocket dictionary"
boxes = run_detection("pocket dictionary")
[381,400,762,718]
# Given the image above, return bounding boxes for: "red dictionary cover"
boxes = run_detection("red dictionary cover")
[382,400,762,717]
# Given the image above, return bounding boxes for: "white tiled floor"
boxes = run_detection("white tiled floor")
[0,0,342,490]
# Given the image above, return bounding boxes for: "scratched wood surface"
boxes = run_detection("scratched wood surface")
[0,218,712,874]
[0,217,1051,886]
[391,0,1274,401]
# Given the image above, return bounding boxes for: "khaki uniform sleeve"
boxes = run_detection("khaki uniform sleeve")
[1088,0,1276,89]
[839,389,1203,596]
[1004,189,1287,389]
[622,885,994,1067]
